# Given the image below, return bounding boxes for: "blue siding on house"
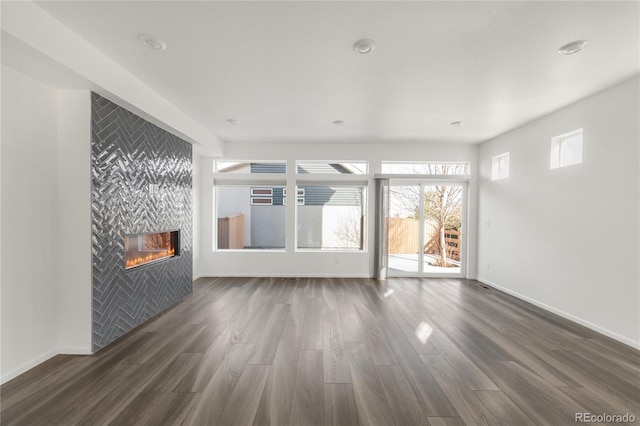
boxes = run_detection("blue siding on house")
[248,163,362,207]
[301,186,363,206]
[251,163,286,173]
[249,162,351,174]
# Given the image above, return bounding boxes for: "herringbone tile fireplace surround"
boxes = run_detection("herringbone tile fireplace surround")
[91,93,193,351]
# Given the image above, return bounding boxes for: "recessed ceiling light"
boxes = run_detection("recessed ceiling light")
[332,120,345,126]
[557,40,588,55]
[138,34,167,50]
[449,121,463,127]
[226,119,238,125]
[353,39,376,54]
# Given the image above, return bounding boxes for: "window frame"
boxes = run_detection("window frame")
[550,128,583,169]
[295,183,368,252]
[491,152,510,180]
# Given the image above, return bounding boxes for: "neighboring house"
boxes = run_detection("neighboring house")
[217,163,364,249]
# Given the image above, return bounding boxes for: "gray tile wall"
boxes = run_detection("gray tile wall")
[91,93,193,351]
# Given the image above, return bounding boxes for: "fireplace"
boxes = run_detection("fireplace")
[125,230,179,270]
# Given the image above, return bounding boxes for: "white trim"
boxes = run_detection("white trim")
[375,173,472,181]
[296,175,370,185]
[380,161,470,175]
[1,350,58,385]
[214,174,286,185]
[197,272,373,278]
[476,277,640,350]
[58,347,92,355]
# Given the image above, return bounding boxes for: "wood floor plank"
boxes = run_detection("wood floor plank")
[249,303,291,364]
[174,322,242,392]
[108,389,197,426]
[323,309,352,383]
[217,364,271,426]
[3,277,639,426]
[301,298,323,350]
[337,298,365,342]
[376,365,429,426]
[286,292,308,328]
[353,303,398,365]
[253,327,303,426]
[379,320,458,417]
[421,354,499,425]
[347,342,395,426]
[474,390,535,426]
[558,385,637,417]
[499,360,587,424]
[190,343,256,425]
[324,383,360,426]
[289,350,324,426]
[77,324,208,425]
[427,417,466,426]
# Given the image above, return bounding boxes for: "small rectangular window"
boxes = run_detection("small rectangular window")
[250,197,273,206]
[297,161,368,174]
[551,129,583,169]
[491,153,510,180]
[381,162,469,175]
[215,161,286,174]
[250,188,273,196]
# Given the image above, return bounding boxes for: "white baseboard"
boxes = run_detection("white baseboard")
[0,350,58,385]
[476,277,640,350]
[197,272,373,278]
[58,347,92,355]
[1,346,93,385]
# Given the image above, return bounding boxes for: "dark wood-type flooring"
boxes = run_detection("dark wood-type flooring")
[2,277,639,425]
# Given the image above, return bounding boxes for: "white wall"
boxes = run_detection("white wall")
[196,142,478,278]
[56,90,92,354]
[477,76,640,348]
[1,66,93,384]
[1,65,61,382]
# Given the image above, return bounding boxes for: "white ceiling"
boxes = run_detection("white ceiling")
[35,1,639,145]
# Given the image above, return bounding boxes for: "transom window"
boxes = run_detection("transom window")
[381,162,469,175]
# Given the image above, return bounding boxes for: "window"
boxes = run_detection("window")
[491,153,510,180]
[551,129,583,169]
[297,161,368,174]
[297,185,366,251]
[381,162,469,175]
[216,186,285,250]
[215,161,286,174]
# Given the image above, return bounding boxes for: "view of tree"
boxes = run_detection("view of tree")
[388,164,463,267]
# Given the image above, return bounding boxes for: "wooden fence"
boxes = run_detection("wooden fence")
[218,213,244,249]
[388,217,420,254]
[388,217,460,261]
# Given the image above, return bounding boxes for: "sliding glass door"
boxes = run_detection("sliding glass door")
[388,181,466,277]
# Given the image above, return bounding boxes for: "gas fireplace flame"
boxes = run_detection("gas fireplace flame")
[125,248,175,269]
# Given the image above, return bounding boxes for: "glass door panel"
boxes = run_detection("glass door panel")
[422,184,463,275]
[388,185,421,274]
